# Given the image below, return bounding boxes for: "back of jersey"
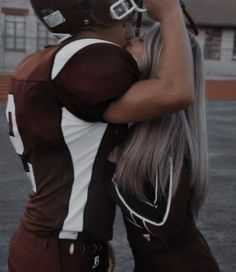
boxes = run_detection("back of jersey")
[5,38,139,241]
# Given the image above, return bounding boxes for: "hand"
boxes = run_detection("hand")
[143,0,182,21]
[107,242,116,272]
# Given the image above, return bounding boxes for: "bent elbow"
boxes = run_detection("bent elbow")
[181,90,195,106]
[166,84,195,111]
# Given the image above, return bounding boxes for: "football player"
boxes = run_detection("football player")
[7,0,195,271]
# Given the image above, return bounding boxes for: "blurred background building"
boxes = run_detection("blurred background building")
[186,0,236,79]
[0,0,57,74]
[0,0,236,100]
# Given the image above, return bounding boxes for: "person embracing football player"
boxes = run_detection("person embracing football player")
[7,0,195,271]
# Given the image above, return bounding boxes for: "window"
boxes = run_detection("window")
[37,23,57,50]
[5,15,26,51]
[204,29,222,60]
[233,31,236,61]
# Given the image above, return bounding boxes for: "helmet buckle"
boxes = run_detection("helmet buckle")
[43,10,66,28]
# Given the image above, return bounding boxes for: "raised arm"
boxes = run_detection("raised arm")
[104,0,195,123]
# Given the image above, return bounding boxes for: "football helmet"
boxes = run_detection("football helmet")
[30,0,146,34]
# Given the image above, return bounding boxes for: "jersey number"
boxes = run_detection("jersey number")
[6,94,37,192]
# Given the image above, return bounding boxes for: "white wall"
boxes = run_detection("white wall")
[0,0,38,73]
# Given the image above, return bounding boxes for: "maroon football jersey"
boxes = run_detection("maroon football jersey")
[6,37,139,241]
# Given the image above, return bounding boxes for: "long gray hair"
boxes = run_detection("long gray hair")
[115,24,208,216]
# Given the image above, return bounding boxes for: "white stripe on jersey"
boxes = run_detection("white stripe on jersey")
[26,163,36,193]
[51,38,116,80]
[6,94,24,155]
[6,94,37,192]
[59,108,108,238]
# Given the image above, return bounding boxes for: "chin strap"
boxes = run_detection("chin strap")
[135,0,144,37]
[180,0,199,36]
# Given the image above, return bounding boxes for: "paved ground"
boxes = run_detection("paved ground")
[0,101,236,272]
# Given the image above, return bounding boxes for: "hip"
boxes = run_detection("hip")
[123,217,220,272]
[8,225,109,272]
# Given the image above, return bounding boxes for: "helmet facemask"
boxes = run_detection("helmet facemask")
[110,0,146,38]
[110,0,146,20]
